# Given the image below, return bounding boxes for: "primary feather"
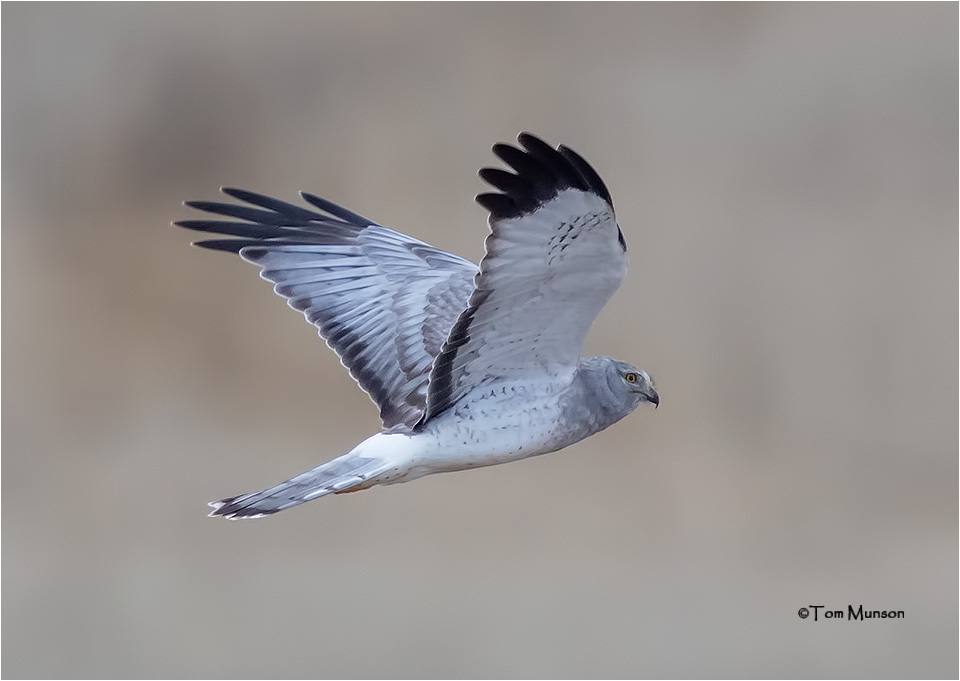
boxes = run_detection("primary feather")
[178,188,476,429]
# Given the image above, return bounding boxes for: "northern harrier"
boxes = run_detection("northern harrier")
[177,133,658,518]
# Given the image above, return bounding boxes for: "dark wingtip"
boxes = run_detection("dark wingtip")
[476,192,518,217]
[557,143,613,208]
[478,133,614,220]
[299,191,375,227]
[190,239,253,252]
[515,131,546,150]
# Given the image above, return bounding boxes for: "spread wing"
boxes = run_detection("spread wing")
[422,133,626,423]
[177,188,477,429]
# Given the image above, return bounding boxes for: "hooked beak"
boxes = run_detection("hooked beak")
[641,385,659,409]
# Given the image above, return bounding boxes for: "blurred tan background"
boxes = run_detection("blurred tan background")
[3,3,957,678]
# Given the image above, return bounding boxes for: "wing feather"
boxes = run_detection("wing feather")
[177,134,624,431]
[422,133,626,423]
[177,190,476,429]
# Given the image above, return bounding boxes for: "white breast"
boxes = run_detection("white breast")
[403,381,569,477]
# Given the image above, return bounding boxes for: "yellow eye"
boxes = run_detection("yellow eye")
[624,372,638,383]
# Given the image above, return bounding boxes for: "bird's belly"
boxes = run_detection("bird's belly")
[413,384,568,473]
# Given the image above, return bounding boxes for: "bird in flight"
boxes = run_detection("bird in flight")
[177,132,658,519]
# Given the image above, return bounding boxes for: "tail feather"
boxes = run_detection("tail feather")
[209,453,392,519]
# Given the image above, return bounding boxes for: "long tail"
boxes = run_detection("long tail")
[209,450,394,519]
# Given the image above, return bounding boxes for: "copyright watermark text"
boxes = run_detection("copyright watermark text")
[798,605,904,621]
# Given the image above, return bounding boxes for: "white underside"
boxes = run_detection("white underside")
[350,380,573,489]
